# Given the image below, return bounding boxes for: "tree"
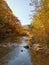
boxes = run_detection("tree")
[0,0,26,38]
[30,0,49,43]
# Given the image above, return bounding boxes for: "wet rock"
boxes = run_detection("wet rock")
[21,50,23,52]
[24,46,29,49]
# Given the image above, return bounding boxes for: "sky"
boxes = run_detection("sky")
[5,0,34,25]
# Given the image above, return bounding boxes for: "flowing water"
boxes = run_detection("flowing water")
[0,36,49,65]
[0,37,33,65]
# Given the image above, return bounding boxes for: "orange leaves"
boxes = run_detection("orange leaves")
[0,0,25,37]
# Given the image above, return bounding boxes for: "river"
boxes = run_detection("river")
[0,36,49,65]
[0,36,33,65]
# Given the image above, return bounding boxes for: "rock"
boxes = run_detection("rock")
[32,44,43,51]
[21,50,23,52]
[24,46,29,49]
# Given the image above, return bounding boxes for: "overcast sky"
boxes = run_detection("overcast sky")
[6,0,34,25]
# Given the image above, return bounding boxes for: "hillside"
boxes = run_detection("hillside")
[0,0,26,40]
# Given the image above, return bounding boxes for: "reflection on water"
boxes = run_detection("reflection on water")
[0,36,23,44]
[0,37,23,58]
[0,36,32,65]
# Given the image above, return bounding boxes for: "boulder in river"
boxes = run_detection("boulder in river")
[24,45,30,49]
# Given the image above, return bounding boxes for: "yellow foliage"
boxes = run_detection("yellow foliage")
[30,0,49,43]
